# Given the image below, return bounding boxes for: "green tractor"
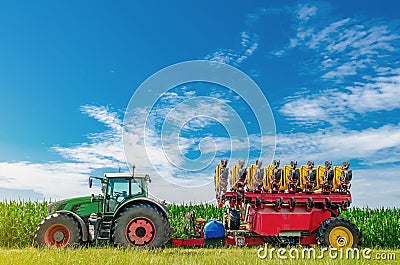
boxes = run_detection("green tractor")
[34,168,170,248]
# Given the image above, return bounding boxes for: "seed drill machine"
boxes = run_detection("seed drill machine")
[172,159,361,248]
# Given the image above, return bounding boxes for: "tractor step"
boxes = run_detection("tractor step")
[96,221,112,242]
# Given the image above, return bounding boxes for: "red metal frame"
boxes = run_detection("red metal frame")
[248,206,331,236]
[172,238,204,247]
[172,236,266,247]
[171,190,352,247]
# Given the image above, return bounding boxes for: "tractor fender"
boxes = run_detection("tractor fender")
[56,210,89,242]
[114,198,169,219]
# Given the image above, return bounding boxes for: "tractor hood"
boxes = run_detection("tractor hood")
[47,195,102,217]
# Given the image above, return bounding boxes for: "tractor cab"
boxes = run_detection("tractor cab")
[102,173,150,213]
[90,172,151,214]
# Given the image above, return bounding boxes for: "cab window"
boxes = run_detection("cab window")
[105,178,143,212]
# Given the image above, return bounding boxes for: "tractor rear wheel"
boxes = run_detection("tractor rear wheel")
[316,217,362,249]
[34,214,81,247]
[113,203,170,248]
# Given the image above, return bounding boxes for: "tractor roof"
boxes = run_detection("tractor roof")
[104,173,150,179]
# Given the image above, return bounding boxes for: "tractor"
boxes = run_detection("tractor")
[34,167,170,248]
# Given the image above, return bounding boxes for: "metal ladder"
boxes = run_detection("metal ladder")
[95,220,112,246]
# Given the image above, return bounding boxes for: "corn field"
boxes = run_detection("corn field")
[341,207,400,248]
[168,203,224,238]
[0,200,48,248]
[0,200,399,248]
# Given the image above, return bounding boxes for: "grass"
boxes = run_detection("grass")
[0,247,398,265]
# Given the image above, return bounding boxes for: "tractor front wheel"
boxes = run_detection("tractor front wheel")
[34,214,81,247]
[316,217,362,249]
[113,203,170,248]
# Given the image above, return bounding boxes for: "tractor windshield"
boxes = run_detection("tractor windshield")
[105,177,143,212]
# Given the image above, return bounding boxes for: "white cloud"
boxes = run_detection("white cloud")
[80,105,122,132]
[280,69,400,124]
[53,105,124,167]
[321,61,359,79]
[0,103,218,202]
[0,161,94,199]
[350,168,400,208]
[0,105,125,199]
[123,94,252,188]
[307,18,351,49]
[269,4,316,53]
[162,98,232,129]
[237,42,259,64]
[204,50,236,64]
[274,124,400,208]
[275,124,400,163]
[271,49,286,57]
[277,8,400,86]
[304,19,398,82]
[348,25,399,57]
[297,4,317,21]
[241,31,250,47]
[206,31,258,65]
[347,73,400,113]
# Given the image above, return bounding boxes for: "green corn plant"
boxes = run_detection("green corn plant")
[0,200,399,248]
[0,200,48,248]
[342,207,400,248]
[167,203,224,238]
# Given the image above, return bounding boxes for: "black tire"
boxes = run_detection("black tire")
[316,217,362,248]
[290,197,296,208]
[113,203,170,248]
[34,213,81,247]
[225,209,240,230]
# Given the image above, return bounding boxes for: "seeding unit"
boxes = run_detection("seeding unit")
[172,159,362,248]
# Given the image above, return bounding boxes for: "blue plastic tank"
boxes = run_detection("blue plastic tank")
[204,220,225,239]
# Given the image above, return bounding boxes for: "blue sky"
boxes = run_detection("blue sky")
[0,1,399,207]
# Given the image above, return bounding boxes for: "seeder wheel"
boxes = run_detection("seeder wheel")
[316,217,362,249]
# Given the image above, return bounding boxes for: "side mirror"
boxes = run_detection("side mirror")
[89,177,93,188]
[144,174,151,183]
